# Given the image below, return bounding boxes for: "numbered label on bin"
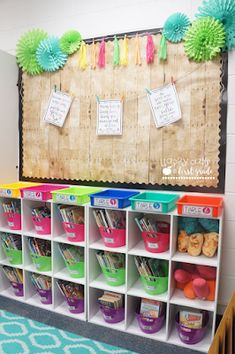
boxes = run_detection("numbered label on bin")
[0,189,12,197]
[93,197,118,208]
[147,242,159,249]
[23,191,42,200]
[56,194,76,203]
[135,201,162,212]
[182,205,213,217]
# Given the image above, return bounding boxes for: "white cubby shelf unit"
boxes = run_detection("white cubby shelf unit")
[0,194,223,353]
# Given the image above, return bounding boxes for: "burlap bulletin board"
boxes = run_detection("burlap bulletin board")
[19,29,228,193]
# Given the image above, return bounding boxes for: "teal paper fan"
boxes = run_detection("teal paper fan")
[60,30,82,55]
[16,29,48,75]
[197,0,235,49]
[184,17,226,62]
[163,12,191,42]
[36,37,68,72]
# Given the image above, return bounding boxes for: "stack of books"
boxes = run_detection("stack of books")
[58,205,84,224]
[58,244,84,263]
[179,310,204,329]
[27,238,51,257]
[2,233,22,250]
[140,298,163,318]
[2,266,23,284]
[98,291,123,309]
[2,201,20,214]
[134,256,167,278]
[56,280,84,299]
[93,209,125,230]
[96,251,125,270]
[32,206,51,219]
[31,273,51,290]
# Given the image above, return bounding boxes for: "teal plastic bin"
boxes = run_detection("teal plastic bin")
[130,192,179,213]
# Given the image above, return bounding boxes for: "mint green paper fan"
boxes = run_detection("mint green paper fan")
[16,29,48,75]
[196,0,235,49]
[184,17,226,62]
[60,30,82,55]
[163,12,190,42]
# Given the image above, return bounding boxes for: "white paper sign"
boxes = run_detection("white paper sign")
[43,90,73,127]
[96,99,123,135]
[147,83,181,128]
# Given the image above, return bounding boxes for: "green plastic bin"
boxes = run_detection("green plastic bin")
[65,260,84,278]
[101,267,125,286]
[140,274,168,295]
[31,253,51,272]
[52,186,102,205]
[3,246,22,265]
[130,192,179,213]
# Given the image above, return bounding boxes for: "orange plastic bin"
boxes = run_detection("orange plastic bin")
[177,195,223,218]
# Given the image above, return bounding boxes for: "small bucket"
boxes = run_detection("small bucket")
[11,282,23,297]
[141,222,170,253]
[175,312,209,345]
[3,247,22,265]
[100,305,124,324]
[136,313,165,334]
[66,297,84,314]
[99,226,126,248]
[5,212,21,230]
[32,216,51,235]
[37,289,52,305]
[65,260,84,278]
[140,275,168,295]
[62,222,84,242]
[101,267,125,286]
[31,253,51,272]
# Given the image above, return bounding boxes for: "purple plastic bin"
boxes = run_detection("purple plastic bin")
[37,289,52,305]
[175,312,209,345]
[136,313,165,334]
[11,282,23,297]
[100,306,124,324]
[66,297,84,314]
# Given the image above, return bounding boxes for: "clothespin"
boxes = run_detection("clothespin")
[145,88,152,95]
[96,95,100,103]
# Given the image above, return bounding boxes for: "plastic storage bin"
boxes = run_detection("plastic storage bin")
[177,195,224,218]
[0,182,39,198]
[3,247,22,265]
[90,189,139,209]
[4,212,21,230]
[11,282,24,297]
[32,216,51,235]
[99,226,126,248]
[20,184,68,201]
[66,297,84,314]
[52,186,102,205]
[100,305,124,323]
[130,193,179,213]
[136,313,165,334]
[141,222,170,253]
[37,289,52,304]
[140,275,168,295]
[31,254,51,272]
[101,267,125,286]
[175,312,209,345]
[62,222,84,242]
[65,260,84,278]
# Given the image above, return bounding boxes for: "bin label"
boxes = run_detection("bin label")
[104,237,114,243]
[0,189,12,197]
[135,201,162,212]
[182,205,213,217]
[94,198,118,208]
[147,242,158,249]
[23,191,42,200]
[56,194,76,203]
[35,225,43,231]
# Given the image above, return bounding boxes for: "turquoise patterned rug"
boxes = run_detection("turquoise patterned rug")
[0,310,134,354]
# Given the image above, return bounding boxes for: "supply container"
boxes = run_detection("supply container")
[66,297,84,314]
[4,212,21,230]
[141,222,170,253]
[101,267,125,286]
[11,282,24,297]
[52,186,102,205]
[136,312,165,334]
[99,226,126,248]
[90,189,139,209]
[20,184,68,201]
[31,253,51,272]
[100,305,124,324]
[3,246,22,265]
[62,222,84,242]
[32,216,51,235]
[0,182,39,198]
[130,192,179,213]
[177,195,224,218]
[37,288,52,305]
[65,259,84,278]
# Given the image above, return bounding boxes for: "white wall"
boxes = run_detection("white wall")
[0,0,234,310]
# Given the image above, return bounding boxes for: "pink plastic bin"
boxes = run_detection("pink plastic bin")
[142,222,170,253]
[5,212,21,230]
[62,222,85,242]
[32,216,51,235]
[99,226,126,248]
[20,184,68,201]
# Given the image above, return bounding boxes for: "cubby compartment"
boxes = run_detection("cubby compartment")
[88,206,127,252]
[24,270,53,309]
[53,277,86,320]
[22,200,51,238]
[0,197,21,232]
[88,287,126,331]
[168,304,214,353]
[0,265,24,299]
[0,232,22,266]
[24,236,52,275]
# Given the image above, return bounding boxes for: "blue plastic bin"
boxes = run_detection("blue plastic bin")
[90,189,139,209]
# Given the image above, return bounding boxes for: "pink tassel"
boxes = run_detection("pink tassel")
[98,39,105,68]
[146,34,155,64]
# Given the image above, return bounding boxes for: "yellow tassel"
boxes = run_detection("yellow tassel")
[120,35,128,66]
[91,40,96,70]
[134,34,142,65]
[79,41,87,70]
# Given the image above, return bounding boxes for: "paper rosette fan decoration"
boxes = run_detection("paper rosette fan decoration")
[59,30,82,55]
[16,29,48,75]
[197,0,235,49]
[36,37,68,72]
[184,17,225,62]
[163,12,190,42]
